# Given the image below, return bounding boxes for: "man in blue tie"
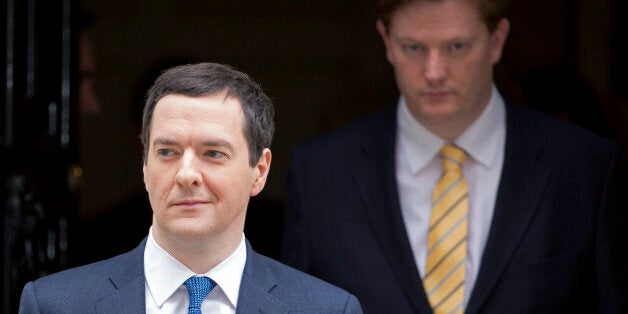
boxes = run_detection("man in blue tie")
[18,63,362,313]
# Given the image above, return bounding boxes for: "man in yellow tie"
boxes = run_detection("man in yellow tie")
[281,0,626,313]
[424,145,469,313]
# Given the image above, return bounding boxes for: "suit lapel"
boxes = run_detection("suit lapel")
[92,239,287,313]
[466,104,550,313]
[353,105,433,313]
[95,239,147,313]
[237,242,288,313]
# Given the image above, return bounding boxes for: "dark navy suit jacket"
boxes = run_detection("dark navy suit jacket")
[19,239,362,313]
[281,102,627,313]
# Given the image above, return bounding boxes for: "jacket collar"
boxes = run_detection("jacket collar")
[95,239,147,313]
[465,103,549,313]
[236,241,288,313]
[353,104,433,313]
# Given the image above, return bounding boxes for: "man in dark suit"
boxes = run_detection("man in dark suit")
[19,63,362,313]
[281,0,626,313]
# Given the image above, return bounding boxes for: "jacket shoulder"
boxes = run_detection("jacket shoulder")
[300,106,395,148]
[292,105,395,165]
[512,103,616,151]
[245,251,362,313]
[19,241,144,313]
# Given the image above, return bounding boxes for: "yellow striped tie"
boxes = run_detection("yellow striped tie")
[424,145,468,314]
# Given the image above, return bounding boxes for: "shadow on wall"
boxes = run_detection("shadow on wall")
[522,65,614,139]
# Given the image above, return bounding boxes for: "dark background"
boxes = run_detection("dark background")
[77,0,628,217]
[3,0,627,312]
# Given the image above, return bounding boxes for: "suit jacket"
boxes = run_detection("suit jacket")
[281,102,626,313]
[19,239,362,313]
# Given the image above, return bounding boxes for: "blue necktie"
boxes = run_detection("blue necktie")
[184,276,216,314]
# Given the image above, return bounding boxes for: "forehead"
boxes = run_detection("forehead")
[150,93,245,138]
[389,0,486,38]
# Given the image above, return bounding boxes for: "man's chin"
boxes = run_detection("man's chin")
[175,226,212,240]
[160,220,214,241]
[416,105,459,123]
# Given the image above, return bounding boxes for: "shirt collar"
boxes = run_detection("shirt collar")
[144,227,247,309]
[455,86,506,168]
[397,85,506,170]
[397,97,445,174]
[202,235,246,309]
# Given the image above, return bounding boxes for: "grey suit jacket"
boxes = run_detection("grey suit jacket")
[19,239,362,313]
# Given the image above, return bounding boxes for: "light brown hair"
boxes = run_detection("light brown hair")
[369,0,511,32]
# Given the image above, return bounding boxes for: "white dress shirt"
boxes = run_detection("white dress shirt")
[144,227,246,314]
[395,86,506,306]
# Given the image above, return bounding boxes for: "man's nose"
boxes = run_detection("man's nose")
[175,149,202,187]
[423,51,447,83]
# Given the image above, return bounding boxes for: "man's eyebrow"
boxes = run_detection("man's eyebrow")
[153,137,178,146]
[395,35,423,42]
[201,139,234,150]
[447,34,477,42]
[152,137,234,150]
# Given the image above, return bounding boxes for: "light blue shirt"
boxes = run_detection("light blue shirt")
[395,86,506,306]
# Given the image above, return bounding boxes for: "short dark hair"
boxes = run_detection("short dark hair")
[141,63,274,166]
[369,0,511,32]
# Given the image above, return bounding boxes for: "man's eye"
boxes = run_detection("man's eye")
[157,149,175,157]
[205,150,225,158]
[404,44,422,52]
[449,42,468,53]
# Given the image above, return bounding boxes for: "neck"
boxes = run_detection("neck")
[410,89,492,142]
[422,118,473,142]
[152,227,243,274]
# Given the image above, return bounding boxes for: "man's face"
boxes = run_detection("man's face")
[377,0,509,132]
[143,93,271,246]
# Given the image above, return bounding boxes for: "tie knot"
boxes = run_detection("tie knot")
[440,145,466,172]
[184,276,216,313]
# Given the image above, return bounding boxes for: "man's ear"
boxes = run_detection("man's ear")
[250,148,272,197]
[490,18,510,64]
[142,164,148,191]
[376,19,395,65]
